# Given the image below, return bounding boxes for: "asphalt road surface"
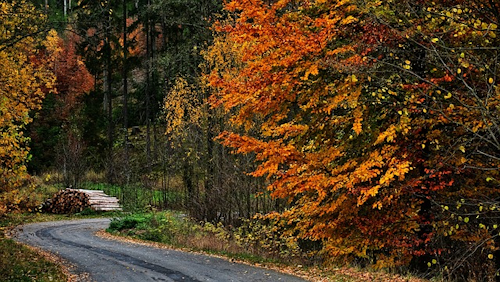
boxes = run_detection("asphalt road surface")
[14,218,307,282]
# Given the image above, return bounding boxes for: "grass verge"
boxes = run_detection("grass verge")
[0,238,67,282]
[106,211,428,282]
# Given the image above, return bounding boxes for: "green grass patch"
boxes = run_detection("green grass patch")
[107,211,188,246]
[80,181,184,211]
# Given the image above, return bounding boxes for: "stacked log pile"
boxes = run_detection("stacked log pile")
[42,188,122,214]
[75,189,122,211]
[42,189,90,214]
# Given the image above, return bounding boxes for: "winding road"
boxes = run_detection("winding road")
[14,218,306,282]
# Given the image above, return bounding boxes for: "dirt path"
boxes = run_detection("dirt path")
[13,218,306,282]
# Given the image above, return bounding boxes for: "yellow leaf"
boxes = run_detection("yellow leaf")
[489,77,494,84]
[431,38,439,43]
[309,64,319,76]
[459,146,465,153]
[353,122,362,135]
[352,108,363,135]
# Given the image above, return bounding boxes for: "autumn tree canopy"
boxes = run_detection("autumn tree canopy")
[206,0,500,278]
[0,0,56,214]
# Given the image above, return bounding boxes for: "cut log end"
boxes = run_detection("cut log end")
[42,188,122,214]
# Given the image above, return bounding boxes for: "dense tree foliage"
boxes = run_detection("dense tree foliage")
[0,1,56,214]
[206,0,500,279]
[29,31,94,178]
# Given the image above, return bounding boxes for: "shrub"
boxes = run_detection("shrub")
[108,214,148,231]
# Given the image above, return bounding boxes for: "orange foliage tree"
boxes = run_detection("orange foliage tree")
[52,31,95,118]
[206,0,500,277]
[207,0,419,267]
[0,1,56,215]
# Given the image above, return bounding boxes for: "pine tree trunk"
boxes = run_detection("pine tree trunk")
[105,7,114,184]
[122,0,130,184]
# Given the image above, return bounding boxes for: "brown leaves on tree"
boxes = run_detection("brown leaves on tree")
[51,31,94,119]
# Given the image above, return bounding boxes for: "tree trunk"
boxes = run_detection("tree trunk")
[183,158,195,213]
[145,0,151,171]
[105,7,114,184]
[122,0,130,184]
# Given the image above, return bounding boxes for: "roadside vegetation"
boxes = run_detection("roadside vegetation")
[106,211,427,282]
[0,238,66,282]
[107,211,304,264]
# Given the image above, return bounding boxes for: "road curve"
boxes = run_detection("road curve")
[14,218,306,282]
